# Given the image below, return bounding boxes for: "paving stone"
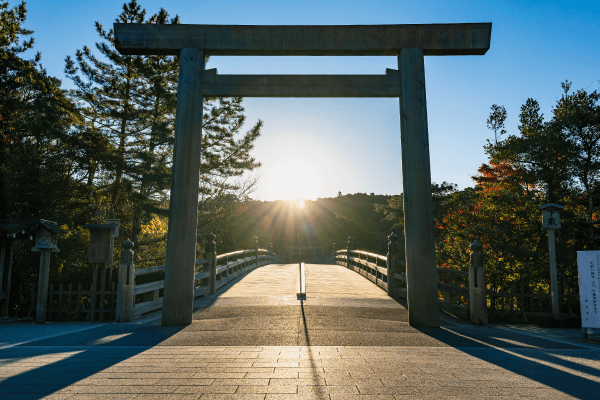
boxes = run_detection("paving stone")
[265,395,323,400]
[201,396,266,400]
[174,386,238,394]
[298,372,351,379]
[0,394,78,400]
[325,378,383,386]
[57,385,179,394]
[298,386,359,395]
[65,396,137,400]
[357,386,421,395]
[132,395,200,400]
[192,373,246,379]
[70,379,160,386]
[329,395,395,400]
[392,396,460,400]
[417,386,483,396]
[225,368,275,373]
[153,378,214,385]
[245,372,299,379]
[268,378,326,386]
[211,379,269,386]
[236,385,297,394]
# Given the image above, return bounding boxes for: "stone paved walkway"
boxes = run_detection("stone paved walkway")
[1,263,599,399]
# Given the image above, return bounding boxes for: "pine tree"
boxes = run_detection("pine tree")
[552,81,600,248]
[65,0,148,224]
[0,1,77,220]
[66,1,263,266]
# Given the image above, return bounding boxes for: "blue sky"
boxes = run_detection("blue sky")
[22,0,600,200]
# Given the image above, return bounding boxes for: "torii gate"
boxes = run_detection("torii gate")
[114,23,492,328]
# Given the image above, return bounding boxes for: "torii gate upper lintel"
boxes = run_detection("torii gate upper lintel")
[114,23,491,56]
[113,23,492,328]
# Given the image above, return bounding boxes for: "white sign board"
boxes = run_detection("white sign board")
[542,210,561,229]
[577,251,600,328]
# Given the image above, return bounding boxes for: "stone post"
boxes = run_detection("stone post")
[1,240,14,317]
[254,236,259,268]
[35,250,51,324]
[386,233,399,297]
[398,47,440,328]
[31,230,60,324]
[469,240,487,325]
[0,241,5,314]
[206,233,217,295]
[162,48,205,326]
[116,239,135,323]
[539,204,563,318]
[547,228,559,317]
[347,236,354,270]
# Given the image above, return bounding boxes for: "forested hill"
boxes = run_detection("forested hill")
[224,193,395,256]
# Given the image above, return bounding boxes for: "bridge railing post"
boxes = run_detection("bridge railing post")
[347,236,354,270]
[254,236,259,269]
[469,240,487,325]
[206,233,217,295]
[116,239,135,322]
[386,233,399,297]
[332,243,337,265]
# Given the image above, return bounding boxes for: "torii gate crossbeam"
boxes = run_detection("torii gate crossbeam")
[114,23,492,328]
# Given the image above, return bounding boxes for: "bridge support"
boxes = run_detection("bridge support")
[162,48,205,326]
[398,48,440,328]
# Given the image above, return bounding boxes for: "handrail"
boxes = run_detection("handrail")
[436,266,468,278]
[331,238,483,324]
[117,239,280,322]
[135,258,209,277]
[135,264,165,276]
[350,249,387,263]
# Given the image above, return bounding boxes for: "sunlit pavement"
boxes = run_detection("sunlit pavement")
[1,264,599,399]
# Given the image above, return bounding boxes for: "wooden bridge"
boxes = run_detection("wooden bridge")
[114,234,488,329]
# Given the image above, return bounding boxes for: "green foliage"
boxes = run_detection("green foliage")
[213,194,393,259]
[487,104,507,145]
[434,82,600,299]
[64,0,263,268]
[1,0,263,303]
[552,81,600,248]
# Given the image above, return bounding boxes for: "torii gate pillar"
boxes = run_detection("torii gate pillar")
[162,48,205,326]
[399,48,439,327]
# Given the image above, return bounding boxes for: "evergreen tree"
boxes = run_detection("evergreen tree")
[0,1,77,220]
[552,81,600,249]
[490,100,572,203]
[66,1,263,267]
[65,0,148,225]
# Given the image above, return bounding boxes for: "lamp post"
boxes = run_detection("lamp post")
[539,203,564,318]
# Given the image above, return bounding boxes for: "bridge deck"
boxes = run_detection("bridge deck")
[1,263,599,398]
[195,263,398,307]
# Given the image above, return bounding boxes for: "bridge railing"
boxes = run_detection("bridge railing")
[329,235,487,325]
[116,235,279,322]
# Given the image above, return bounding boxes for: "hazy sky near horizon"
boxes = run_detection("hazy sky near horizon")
[20,0,600,201]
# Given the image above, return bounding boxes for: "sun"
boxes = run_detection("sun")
[264,157,321,200]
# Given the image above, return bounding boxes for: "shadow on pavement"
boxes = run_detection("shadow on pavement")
[419,326,600,399]
[0,323,186,400]
[191,262,281,309]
